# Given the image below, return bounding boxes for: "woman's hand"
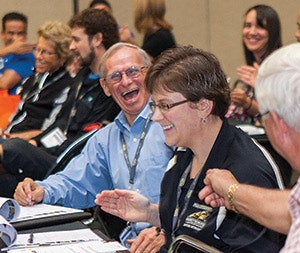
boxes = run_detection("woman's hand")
[95,189,152,223]
[237,62,259,88]
[128,226,166,253]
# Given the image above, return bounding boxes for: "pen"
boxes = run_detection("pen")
[28,233,34,244]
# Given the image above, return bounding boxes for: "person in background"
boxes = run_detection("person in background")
[0,21,74,141]
[0,12,35,128]
[95,45,285,252]
[0,8,120,197]
[133,0,176,61]
[199,43,300,252]
[295,10,300,42]
[226,5,281,124]
[14,42,174,247]
[89,0,138,45]
[0,12,35,94]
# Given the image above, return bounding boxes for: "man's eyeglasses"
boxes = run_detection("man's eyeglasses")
[149,99,189,113]
[256,110,269,124]
[104,66,147,84]
[34,48,57,57]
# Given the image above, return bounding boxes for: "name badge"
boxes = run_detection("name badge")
[40,127,67,148]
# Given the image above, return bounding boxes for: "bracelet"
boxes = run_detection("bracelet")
[227,183,239,213]
[244,98,252,111]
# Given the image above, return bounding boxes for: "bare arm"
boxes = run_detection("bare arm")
[0,69,22,90]
[230,89,259,116]
[0,40,35,89]
[232,185,291,234]
[95,189,160,227]
[0,40,35,57]
[118,25,139,46]
[9,129,43,141]
[199,169,291,234]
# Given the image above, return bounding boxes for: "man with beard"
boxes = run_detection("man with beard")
[0,8,120,197]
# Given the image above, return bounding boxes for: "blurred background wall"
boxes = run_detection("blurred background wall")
[0,0,298,85]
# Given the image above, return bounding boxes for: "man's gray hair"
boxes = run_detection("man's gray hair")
[99,42,151,78]
[256,43,300,132]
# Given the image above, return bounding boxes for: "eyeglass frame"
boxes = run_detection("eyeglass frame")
[256,110,270,124]
[103,66,148,85]
[149,99,189,113]
[34,47,57,57]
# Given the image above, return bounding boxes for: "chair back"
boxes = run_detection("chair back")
[168,235,221,253]
[44,128,98,177]
[0,90,20,128]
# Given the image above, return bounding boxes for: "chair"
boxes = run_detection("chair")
[0,90,20,128]
[44,128,98,178]
[168,235,221,253]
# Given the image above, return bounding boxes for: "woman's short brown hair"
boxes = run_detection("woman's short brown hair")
[146,46,230,117]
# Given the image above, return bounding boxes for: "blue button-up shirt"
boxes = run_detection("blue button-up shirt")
[38,100,174,209]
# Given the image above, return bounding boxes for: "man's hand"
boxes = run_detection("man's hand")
[199,169,239,210]
[14,177,45,206]
[5,40,35,55]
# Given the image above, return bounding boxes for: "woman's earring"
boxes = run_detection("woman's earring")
[202,118,206,123]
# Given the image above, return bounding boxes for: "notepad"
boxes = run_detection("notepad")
[12,204,84,223]
[236,124,265,136]
[0,197,91,248]
[11,203,91,231]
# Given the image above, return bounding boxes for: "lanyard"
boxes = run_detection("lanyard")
[120,113,152,186]
[63,81,99,135]
[6,70,66,133]
[171,158,202,239]
[23,70,66,103]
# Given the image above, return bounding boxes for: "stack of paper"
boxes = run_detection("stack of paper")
[0,197,127,252]
[1,229,127,253]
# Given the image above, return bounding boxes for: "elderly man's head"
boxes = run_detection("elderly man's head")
[100,42,151,125]
[256,43,300,166]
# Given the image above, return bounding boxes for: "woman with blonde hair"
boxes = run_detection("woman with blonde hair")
[1,21,73,141]
[134,0,176,61]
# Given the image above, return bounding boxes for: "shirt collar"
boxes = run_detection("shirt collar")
[115,97,152,132]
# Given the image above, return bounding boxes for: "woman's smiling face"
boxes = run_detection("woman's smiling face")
[243,9,269,60]
[151,90,200,148]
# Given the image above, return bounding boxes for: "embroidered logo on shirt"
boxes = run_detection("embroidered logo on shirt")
[183,204,213,231]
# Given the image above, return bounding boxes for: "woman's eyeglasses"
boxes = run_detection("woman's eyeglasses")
[34,48,57,57]
[149,100,188,113]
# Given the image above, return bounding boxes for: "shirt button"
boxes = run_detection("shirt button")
[133,138,138,142]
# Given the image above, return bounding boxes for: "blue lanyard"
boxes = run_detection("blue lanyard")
[120,113,152,187]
